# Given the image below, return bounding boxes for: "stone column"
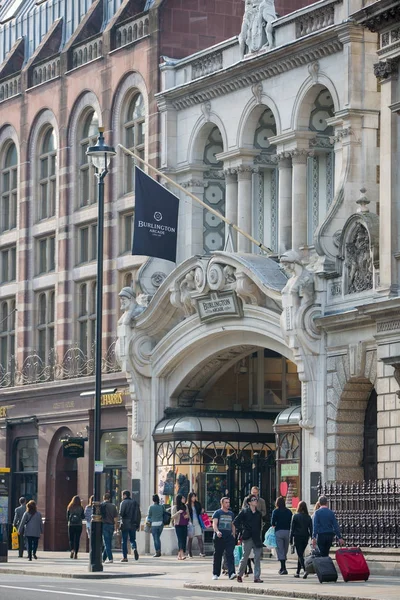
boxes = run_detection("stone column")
[237,165,254,253]
[224,168,238,249]
[277,156,292,254]
[180,177,206,260]
[291,150,309,250]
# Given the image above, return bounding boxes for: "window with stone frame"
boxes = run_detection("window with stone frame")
[203,127,225,253]
[77,280,96,359]
[79,110,99,208]
[38,127,57,221]
[253,108,278,253]
[36,289,55,362]
[0,245,16,283]
[0,297,15,372]
[36,234,55,275]
[307,88,335,245]
[119,211,134,254]
[0,142,17,233]
[123,93,145,194]
[76,222,97,265]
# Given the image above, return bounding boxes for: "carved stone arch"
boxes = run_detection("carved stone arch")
[0,124,20,163]
[67,90,102,150]
[187,114,227,165]
[237,94,281,149]
[291,75,340,131]
[326,348,377,481]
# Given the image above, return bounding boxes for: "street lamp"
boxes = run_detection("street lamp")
[86,127,116,572]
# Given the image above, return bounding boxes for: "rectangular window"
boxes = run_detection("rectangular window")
[77,224,97,264]
[36,235,55,275]
[120,212,133,254]
[0,246,16,283]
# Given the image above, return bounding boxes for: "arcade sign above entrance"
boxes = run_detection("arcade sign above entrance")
[196,290,243,323]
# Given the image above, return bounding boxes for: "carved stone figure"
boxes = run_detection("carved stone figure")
[179,270,196,316]
[280,250,314,309]
[346,223,372,294]
[239,0,276,57]
[118,287,146,326]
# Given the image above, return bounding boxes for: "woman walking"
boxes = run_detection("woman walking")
[289,501,312,578]
[171,494,189,560]
[271,496,292,575]
[187,492,205,557]
[147,494,164,557]
[18,500,43,561]
[67,495,85,559]
[84,495,94,539]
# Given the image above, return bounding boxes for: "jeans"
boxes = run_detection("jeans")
[316,533,334,557]
[122,528,137,559]
[151,525,163,552]
[294,535,309,573]
[26,536,39,559]
[68,525,82,553]
[237,538,262,579]
[175,525,188,552]
[213,534,235,577]
[102,523,114,561]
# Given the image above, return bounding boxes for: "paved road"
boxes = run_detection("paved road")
[0,575,295,600]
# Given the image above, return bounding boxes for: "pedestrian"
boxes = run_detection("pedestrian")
[241,485,267,574]
[18,500,43,561]
[289,500,312,578]
[101,492,119,563]
[187,492,206,557]
[271,496,292,575]
[84,495,94,539]
[66,495,85,559]
[147,494,165,557]
[212,496,236,581]
[171,494,189,560]
[233,494,264,583]
[13,496,27,557]
[312,495,344,557]
[119,489,141,562]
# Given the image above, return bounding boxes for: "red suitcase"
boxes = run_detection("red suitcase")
[335,547,370,582]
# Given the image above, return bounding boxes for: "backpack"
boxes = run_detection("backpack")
[69,511,82,526]
[163,507,171,526]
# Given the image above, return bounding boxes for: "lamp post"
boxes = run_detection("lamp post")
[86,127,116,572]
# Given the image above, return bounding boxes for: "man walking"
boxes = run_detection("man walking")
[13,497,27,557]
[242,486,267,519]
[212,497,236,581]
[119,490,141,562]
[101,493,119,563]
[312,495,344,556]
[234,494,264,583]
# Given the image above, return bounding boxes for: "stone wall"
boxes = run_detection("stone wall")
[376,361,400,481]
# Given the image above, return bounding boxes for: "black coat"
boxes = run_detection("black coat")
[290,512,312,543]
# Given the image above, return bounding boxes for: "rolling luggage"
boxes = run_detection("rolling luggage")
[335,547,370,582]
[313,556,338,583]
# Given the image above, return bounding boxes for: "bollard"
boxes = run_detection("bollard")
[0,541,8,562]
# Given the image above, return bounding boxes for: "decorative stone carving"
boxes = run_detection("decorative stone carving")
[252,82,263,104]
[280,251,315,311]
[346,223,373,294]
[201,101,212,122]
[239,0,276,58]
[178,270,197,317]
[374,59,398,80]
[181,179,207,189]
[191,51,223,80]
[236,272,262,306]
[308,61,319,83]
[118,287,146,326]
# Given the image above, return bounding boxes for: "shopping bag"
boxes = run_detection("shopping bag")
[200,513,212,528]
[144,521,152,533]
[234,544,243,566]
[11,527,19,550]
[263,526,277,548]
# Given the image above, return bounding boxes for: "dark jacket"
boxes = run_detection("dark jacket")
[13,504,26,528]
[233,507,263,547]
[188,500,203,526]
[290,512,312,543]
[119,497,141,531]
[67,506,85,527]
[271,507,292,531]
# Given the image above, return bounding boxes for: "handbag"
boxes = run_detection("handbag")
[162,508,171,526]
[263,526,277,548]
[200,513,212,528]
[11,527,19,550]
[187,522,194,538]
[144,521,152,533]
[234,544,243,566]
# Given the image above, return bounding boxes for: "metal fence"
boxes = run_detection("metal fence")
[319,480,400,548]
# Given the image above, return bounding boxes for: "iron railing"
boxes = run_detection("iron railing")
[0,341,120,388]
[319,480,400,548]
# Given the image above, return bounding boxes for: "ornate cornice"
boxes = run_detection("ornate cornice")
[353,2,400,34]
[374,58,399,80]
[157,35,343,111]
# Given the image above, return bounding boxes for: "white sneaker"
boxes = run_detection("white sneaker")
[212,575,219,580]
[105,559,113,563]
[229,573,236,580]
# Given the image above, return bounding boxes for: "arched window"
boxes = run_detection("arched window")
[79,111,99,208]
[36,289,55,362]
[38,127,57,220]
[203,127,225,253]
[124,93,145,194]
[0,143,17,232]
[77,281,96,360]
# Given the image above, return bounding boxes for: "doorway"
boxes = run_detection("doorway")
[363,389,377,481]
[54,448,77,550]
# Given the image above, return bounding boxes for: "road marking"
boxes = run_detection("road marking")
[0,586,138,600]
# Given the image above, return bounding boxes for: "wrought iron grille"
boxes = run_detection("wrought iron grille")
[318,480,400,548]
[0,341,120,388]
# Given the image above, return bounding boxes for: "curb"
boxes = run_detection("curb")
[183,583,379,600]
[0,568,165,579]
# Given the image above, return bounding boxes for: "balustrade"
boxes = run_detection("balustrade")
[296,5,334,38]
[115,15,149,49]
[72,35,103,69]
[32,57,60,87]
[0,73,21,101]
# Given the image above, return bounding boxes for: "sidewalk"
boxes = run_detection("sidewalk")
[0,550,399,600]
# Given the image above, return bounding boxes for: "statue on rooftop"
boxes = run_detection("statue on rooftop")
[239,0,276,57]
